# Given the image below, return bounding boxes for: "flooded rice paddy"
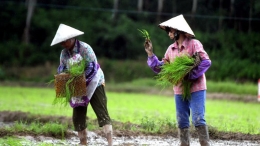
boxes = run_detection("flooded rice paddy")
[15,130,259,146]
[0,110,259,146]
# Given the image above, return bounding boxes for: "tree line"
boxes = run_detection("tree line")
[0,0,260,82]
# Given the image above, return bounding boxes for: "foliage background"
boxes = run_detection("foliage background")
[1,0,260,83]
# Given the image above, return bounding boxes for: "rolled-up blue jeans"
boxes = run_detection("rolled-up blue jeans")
[175,90,207,129]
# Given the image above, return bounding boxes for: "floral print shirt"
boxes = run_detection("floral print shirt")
[58,40,105,107]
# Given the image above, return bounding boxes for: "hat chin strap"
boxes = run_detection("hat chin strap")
[174,31,180,41]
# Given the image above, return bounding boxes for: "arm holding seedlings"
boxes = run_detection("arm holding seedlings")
[57,50,68,74]
[144,39,153,57]
[147,55,164,74]
[138,29,164,73]
[186,59,211,80]
[80,42,99,85]
[138,29,154,57]
[185,41,212,81]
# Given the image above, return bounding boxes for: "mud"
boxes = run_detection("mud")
[14,133,260,146]
[0,111,260,146]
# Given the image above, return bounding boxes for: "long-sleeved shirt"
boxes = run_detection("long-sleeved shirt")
[58,40,105,107]
[147,38,211,95]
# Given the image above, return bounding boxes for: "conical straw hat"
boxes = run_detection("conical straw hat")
[50,24,84,46]
[158,14,195,37]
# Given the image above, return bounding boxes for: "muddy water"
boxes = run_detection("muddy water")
[1,122,259,146]
[16,131,259,146]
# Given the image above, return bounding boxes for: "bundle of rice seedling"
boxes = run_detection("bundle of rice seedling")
[53,60,87,106]
[54,73,70,98]
[138,29,150,40]
[156,53,201,100]
[138,29,152,49]
[54,74,86,96]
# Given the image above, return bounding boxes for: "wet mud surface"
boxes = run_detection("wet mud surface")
[0,111,260,146]
[13,133,260,146]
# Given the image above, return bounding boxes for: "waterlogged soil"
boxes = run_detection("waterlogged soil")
[0,111,260,146]
[13,132,260,146]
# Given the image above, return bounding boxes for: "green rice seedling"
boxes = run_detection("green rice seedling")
[140,116,156,132]
[29,121,43,134]
[138,29,150,40]
[41,122,67,138]
[3,121,68,139]
[181,80,193,99]
[156,53,198,100]
[156,54,194,85]
[138,29,153,52]
[52,60,86,106]
[68,59,86,76]
[0,137,24,146]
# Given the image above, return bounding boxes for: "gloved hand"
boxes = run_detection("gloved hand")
[144,39,153,57]
[184,72,197,82]
[184,52,202,82]
[192,52,201,68]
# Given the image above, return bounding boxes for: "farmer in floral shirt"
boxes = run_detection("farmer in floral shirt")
[144,15,211,146]
[50,24,113,146]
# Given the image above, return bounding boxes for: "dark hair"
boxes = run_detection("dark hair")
[165,27,171,33]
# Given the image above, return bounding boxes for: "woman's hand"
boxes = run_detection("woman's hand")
[144,39,153,57]
[162,58,170,64]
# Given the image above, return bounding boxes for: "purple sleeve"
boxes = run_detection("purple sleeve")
[85,62,99,86]
[147,54,164,74]
[189,59,211,80]
[57,65,67,74]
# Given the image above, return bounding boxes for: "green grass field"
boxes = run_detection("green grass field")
[0,85,259,134]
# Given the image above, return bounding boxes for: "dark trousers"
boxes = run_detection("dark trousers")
[72,85,111,131]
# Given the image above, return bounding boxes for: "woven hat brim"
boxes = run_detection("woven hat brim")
[158,14,195,37]
[50,24,84,46]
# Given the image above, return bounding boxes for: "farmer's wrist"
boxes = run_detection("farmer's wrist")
[147,53,154,57]
[148,54,153,57]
